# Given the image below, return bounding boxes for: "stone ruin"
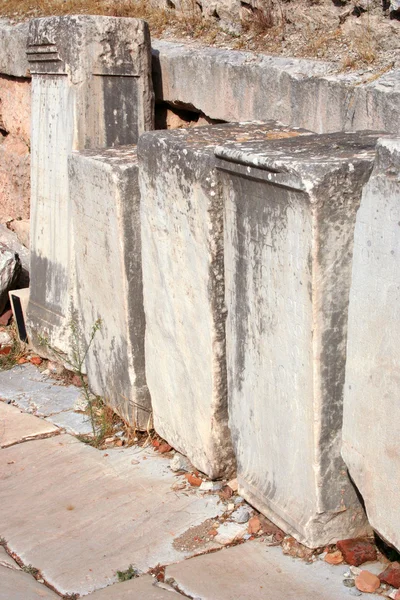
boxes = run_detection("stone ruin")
[1,14,400,551]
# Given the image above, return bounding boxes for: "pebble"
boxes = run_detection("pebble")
[215,522,248,545]
[355,570,381,593]
[199,481,223,492]
[227,478,238,492]
[231,506,251,524]
[343,578,355,588]
[170,452,193,473]
[234,496,244,504]
[0,331,12,346]
[227,503,235,511]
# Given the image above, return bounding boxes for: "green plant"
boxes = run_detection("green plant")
[22,564,40,577]
[0,537,6,546]
[116,564,139,582]
[38,315,101,438]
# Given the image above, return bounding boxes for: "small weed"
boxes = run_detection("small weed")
[0,537,6,546]
[22,564,40,577]
[0,323,26,371]
[38,315,102,438]
[116,564,139,582]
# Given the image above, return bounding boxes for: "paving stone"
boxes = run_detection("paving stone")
[0,401,59,448]
[166,540,382,600]
[85,575,179,599]
[0,563,59,600]
[0,434,225,597]
[0,364,81,416]
[45,410,94,436]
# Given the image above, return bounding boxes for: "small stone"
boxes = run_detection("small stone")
[0,346,11,355]
[0,331,12,346]
[227,478,238,491]
[336,539,377,566]
[248,516,261,534]
[282,536,314,560]
[199,481,223,492]
[214,522,248,545]
[170,453,193,473]
[158,443,172,454]
[47,360,64,375]
[355,570,381,593]
[17,357,28,364]
[41,369,50,376]
[325,550,344,565]
[234,496,244,505]
[219,485,233,500]
[71,374,83,387]
[343,578,356,588]
[227,503,235,511]
[379,562,400,588]
[243,534,252,540]
[185,473,202,487]
[30,356,42,365]
[350,566,362,576]
[74,395,89,412]
[395,591,400,600]
[231,506,250,524]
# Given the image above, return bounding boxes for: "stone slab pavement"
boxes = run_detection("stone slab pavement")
[0,364,93,435]
[0,401,59,447]
[0,432,225,597]
[0,367,384,600]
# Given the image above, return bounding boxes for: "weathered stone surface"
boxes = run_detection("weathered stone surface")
[165,540,382,599]
[0,434,225,596]
[0,224,29,286]
[0,242,21,313]
[152,40,400,134]
[0,563,59,600]
[26,15,154,364]
[342,138,400,552]
[0,401,59,448]
[69,147,151,430]
[138,122,307,478]
[0,20,30,78]
[86,575,179,599]
[216,131,388,547]
[0,363,82,420]
[7,219,30,248]
[336,538,378,566]
[45,409,94,436]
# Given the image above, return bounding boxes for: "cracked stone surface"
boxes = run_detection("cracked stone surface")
[165,540,382,600]
[0,433,225,597]
[0,364,90,435]
[0,563,59,600]
[0,401,59,448]
[85,574,179,599]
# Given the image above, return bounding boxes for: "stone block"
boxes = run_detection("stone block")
[138,122,308,478]
[25,15,154,364]
[342,138,400,552]
[215,131,389,547]
[152,41,400,135]
[0,20,30,78]
[69,147,151,429]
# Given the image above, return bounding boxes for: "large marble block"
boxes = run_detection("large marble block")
[215,131,386,547]
[69,147,151,430]
[26,16,153,362]
[342,138,400,551]
[138,122,308,478]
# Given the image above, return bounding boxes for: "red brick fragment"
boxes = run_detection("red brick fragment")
[336,538,377,566]
[30,356,42,365]
[0,346,11,355]
[379,562,400,588]
[185,473,202,487]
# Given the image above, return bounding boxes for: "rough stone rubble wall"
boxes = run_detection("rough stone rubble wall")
[0,22,31,221]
